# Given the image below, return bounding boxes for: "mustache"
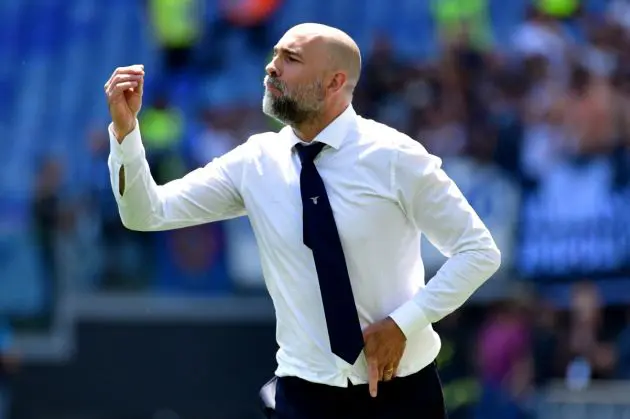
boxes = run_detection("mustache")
[264,76,286,93]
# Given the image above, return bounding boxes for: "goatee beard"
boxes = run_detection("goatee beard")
[263,91,315,126]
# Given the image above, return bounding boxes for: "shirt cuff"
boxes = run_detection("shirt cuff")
[108,120,144,164]
[388,299,430,340]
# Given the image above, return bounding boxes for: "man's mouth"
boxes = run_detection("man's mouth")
[265,78,284,95]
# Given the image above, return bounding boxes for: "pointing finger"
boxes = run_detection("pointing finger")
[368,357,379,398]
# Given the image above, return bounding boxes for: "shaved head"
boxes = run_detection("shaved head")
[263,23,362,128]
[286,23,362,93]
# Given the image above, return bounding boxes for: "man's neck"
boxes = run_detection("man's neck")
[292,102,350,142]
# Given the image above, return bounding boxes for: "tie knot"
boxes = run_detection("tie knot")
[295,142,326,164]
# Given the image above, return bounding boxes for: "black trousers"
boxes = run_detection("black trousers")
[261,362,447,419]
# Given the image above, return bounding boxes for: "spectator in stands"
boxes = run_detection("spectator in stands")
[531,299,561,386]
[434,312,479,419]
[355,35,405,121]
[0,318,19,419]
[450,121,521,273]
[556,63,619,156]
[519,54,567,186]
[431,0,493,51]
[87,127,151,290]
[412,61,468,158]
[414,97,467,159]
[475,297,532,419]
[616,307,630,379]
[420,116,520,281]
[187,108,241,169]
[608,0,630,32]
[511,5,573,85]
[148,0,202,78]
[488,68,527,182]
[139,93,186,184]
[562,281,617,385]
[522,53,559,126]
[201,0,282,71]
[32,156,65,287]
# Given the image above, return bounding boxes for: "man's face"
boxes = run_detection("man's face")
[263,31,328,125]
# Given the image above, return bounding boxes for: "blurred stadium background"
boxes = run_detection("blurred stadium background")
[2,0,630,418]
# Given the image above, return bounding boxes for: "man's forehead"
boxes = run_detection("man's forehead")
[275,31,325,55]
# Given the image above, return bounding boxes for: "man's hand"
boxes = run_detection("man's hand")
[104,65,145,142]
[363,316,406,397]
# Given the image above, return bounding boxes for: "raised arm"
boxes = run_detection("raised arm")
[104,65,246,231]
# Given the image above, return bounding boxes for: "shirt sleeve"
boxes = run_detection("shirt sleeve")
[107,121,247,231]
[388,140,501,339]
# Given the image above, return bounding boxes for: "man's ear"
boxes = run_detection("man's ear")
[327,72,348,94]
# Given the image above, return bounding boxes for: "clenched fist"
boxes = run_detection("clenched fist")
[104,65,145,143]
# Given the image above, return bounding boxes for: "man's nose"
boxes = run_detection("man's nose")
[266,63,278,78]
[266,57,280,77]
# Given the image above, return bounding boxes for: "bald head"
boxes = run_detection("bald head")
[263,24,362,129]
[285,23,362,95]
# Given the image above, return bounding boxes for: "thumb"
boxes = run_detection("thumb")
[125,87,143,115]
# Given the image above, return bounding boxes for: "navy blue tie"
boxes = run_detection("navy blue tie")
[295,142,364,365]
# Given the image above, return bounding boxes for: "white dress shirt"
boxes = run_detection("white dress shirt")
[107,105,501,387]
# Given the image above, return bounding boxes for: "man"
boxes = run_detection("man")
[104,23,501,419]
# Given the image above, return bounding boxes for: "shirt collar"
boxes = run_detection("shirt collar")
[283,104,357,150]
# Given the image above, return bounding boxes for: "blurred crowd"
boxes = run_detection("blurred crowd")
[8,0,630,417]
